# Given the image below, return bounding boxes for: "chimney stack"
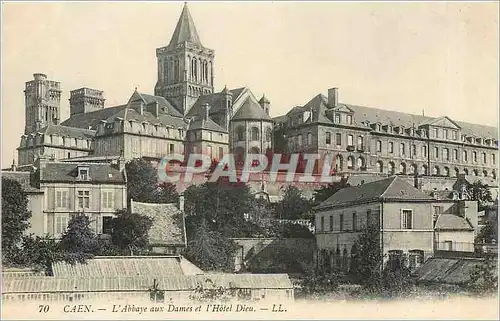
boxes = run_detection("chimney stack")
[201,103,210,121]
[328,87,338,108]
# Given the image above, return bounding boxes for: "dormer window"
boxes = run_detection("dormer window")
[347,115,353,125]
[335,113,341,123]
[78,167,90,180]
[377,124,381,131]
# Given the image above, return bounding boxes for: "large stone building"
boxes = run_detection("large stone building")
[16,3,273,169]
[274,87,498,178]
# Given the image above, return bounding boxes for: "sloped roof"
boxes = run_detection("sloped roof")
[286,93,498,139]
[27,124,96,139]
[187,87,247,118]
[1,273,292,293]
[39,161,125,183]
[168,3,203,49]
[60,105,127,130]
[129,91,183,118]
[130,200,186,246]
[316,176,433,209]
[414,257,497,285]
[435,214,474,231]
[232,96,271,121]
[187,117,227,133]
[51,256,198,278]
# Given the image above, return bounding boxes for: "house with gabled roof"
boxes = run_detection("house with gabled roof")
[313,176,478,273]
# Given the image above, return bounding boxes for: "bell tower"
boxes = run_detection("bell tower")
[154,3,215,116]
[24,73,61,134]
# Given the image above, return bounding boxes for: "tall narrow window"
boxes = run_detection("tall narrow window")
[320,216,325,232]
[423,145,427,157]
[352,212,357,231]
[335,114,340,123]
[77,191,90,209]
[336,133,342,146]
[389,142,394,153]
[329,215,333,232]
[347,135,353,146]
[340,213,344,231]
[357,136,363,150]
[326,132,331,145]
[376,140,382,152]
[434,147,439,159]
[347,115,353,124]
[102,191,114,209]
[473,151,477,163]
[401,210,413,229]
[400,143,405,156]
[55,190,68,208]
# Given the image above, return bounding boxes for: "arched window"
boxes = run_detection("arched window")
[473,169,478,176]
[433,166,440,176]
[265,127,272,142]
[421,165,428,175]
[443,167,450,177]
[347,156,354,169]
[357,157,365,170]
[492,171,497,179]
[251,127,260,141]
[410,164,417,175]
[376,161,383,173]
[388,162,395,175]
[464,168,469,175]
[335,155,343,171]
[307,132,313,145]
[483,170,488,177]
[236,126,245,141]
[454,168,459,177]
[399,163,406,174]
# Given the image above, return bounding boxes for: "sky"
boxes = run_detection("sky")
[1,1,498,167]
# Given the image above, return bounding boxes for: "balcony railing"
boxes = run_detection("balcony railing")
[435,241,475,252]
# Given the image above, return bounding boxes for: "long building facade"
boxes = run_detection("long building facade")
[14,3,498,182]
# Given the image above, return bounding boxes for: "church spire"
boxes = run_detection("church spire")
[168,2,203,48]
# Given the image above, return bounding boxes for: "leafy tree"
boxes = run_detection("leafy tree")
[59,215,100,256]
[280,223,314,238]
[1,178,32,258]
[275,185,313,220]
[348,225,383,288]
[184,217,239,272]
[184,180,254,237]
[126,158,179,203]
[6,235,61,271]
[111,209,153,255]
[469,181,493,210]
[189,278,234,303]
[313,176,350,205]
[475,219,497,244]
[299,271,341,296]
[468,253,498,295]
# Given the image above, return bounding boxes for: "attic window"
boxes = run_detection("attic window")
[78,167,90,180]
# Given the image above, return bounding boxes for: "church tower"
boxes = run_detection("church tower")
[154,3,215,116]
[24,73,62,134]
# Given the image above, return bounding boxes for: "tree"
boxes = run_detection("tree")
[184,180,254,237]
[111,209,153,255]
[468,253,498,295]
[348,225,383,288]
[1,178,32,259]
[475,219,497,244]
[313,176,350,206]
[275,185,313,220]
[184,217,239,272]
[469,181,493,210]
[59,215,100,256]
[280,223,314,238]
[5,235,60,271]
[126,158,179,204]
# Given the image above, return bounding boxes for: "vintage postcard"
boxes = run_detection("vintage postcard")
[1,1,498,320]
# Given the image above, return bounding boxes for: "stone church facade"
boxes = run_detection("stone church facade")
[17,3,273,168]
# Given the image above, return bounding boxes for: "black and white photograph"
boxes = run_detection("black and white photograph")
[1,1,498,319]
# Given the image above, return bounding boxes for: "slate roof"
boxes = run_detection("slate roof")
[130,200,186,247]
[287,93,498,139]
[129,91,183,118]
[39,161,125,184]
[26,124,96,139]
[2,274,293,293]
[187,117,227,133]
[232,96,272,121]
[435,214,474,231]
[167,3,203,49]
[414,257,498,285]
[60,105,127,130]
[316,176,433,209]
[186,87,246,118]
[51,256,200,278]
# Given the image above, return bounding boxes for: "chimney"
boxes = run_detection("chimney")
[11,159,17,172]
[328,87,338,108]
[201,103,210,121]
[178,193,185,212]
